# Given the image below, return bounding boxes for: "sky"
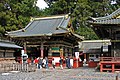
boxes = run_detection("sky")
[36,0,48,9]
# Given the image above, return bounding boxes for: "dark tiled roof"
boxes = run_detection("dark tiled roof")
[81,40,111,53]
[89,18,120,24]
[88,8,120,24]
[0,40,22,49]
[8,15,70,37]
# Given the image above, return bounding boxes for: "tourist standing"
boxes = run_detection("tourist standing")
[68,57,71,69]
[38,57,43,69]
[52,58,55,69]
[66,57,71,69]
[45,57,49,69]
[59,57,63,69]
[65,57,68,68]
[42,58,46,68]
[34,57,39,68]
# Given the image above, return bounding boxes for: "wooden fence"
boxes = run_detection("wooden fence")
[13,63,36,72]
[99,57,120,72]
[0,63,36,73]
[100,57,120,61]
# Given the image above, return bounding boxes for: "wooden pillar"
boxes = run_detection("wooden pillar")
[100,63,103,72]
[112,63,115,73]
[84,53,86,62]
[48,48,52,58]
[40,42,44,58]
[84,53,86,59]
[60,48,63,58]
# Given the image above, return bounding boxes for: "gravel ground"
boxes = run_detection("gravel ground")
[0,67,119,80]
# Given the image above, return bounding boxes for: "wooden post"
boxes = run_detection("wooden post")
[40,42,44,58]
[60,48,63,58]
[112,63,115,73]
[84,53,86,59]
[48,48,52,58]
[100,63,103,72]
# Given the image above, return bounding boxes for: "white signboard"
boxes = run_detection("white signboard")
[70,59,73,66]
[75,52,79,59]
[103,45,108,52]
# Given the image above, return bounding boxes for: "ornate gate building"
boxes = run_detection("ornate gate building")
[7,15,83,62]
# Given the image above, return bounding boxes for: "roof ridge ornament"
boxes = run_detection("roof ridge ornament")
[22,29,25,32]
[64,14,69,19]
[30,17,34,21]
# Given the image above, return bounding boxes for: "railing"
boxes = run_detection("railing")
[99,57,120,72]
[0,63,13,73]
[0,63,36,73]
[100,57,120,62]
[12,63,36,72]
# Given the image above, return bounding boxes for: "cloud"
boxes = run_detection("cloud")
[36,0,48,9]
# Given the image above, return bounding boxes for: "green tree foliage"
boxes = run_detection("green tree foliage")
[0,0,120,40]
[0,0,41,37]
[44,0,68,14]
[75,26,99,40]
[45,0,120,40]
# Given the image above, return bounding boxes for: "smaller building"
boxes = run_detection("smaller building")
[80,40,111,62]
[0,39,22,63]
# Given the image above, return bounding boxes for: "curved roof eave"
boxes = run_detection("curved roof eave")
[90,8,120,21]
[7,21,33,34]
[9,31,69,38]
[9,33,53,38]
[72,33,84,41]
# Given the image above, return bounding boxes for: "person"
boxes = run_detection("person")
[65,57,68,68]
[38,57,43,69]
[52,58,55,69]
[45,57,49,69]
[66,56,71,69]
[42,58,46,68]
[34,57,39,68]
[31,57,34,65]
[27,58,31,64]
[59,57,63,69]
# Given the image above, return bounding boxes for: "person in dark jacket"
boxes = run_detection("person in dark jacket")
[66,57,71,69]
[59,57,63,69]
[45,57,49,69]
[38,57,43,69]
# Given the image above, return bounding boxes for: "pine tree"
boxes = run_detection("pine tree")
[0,0,41,37]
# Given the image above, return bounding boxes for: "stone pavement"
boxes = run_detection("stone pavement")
[0,66,119,80]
